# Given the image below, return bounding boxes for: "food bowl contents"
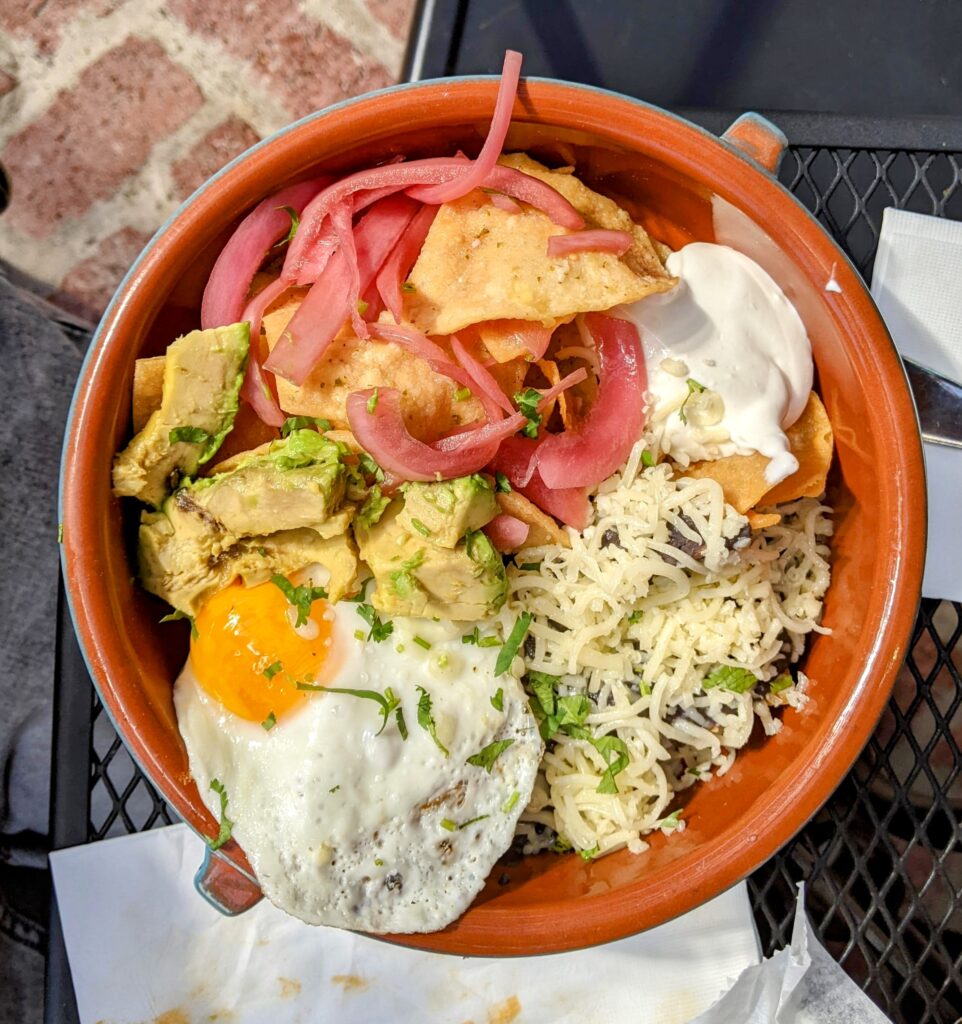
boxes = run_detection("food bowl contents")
[111,51,835,932]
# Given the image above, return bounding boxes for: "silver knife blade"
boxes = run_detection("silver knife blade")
[903,358,962,450]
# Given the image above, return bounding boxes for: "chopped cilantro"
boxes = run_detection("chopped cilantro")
[356,299,369,315]
[590,735,630,794]
[454,386,472,401]
[770,673,793,694]
[462,626,500,647]
[518,561,541,571]
[579,845,600,861]
[160,609,198,640]
[261,711,277,731]
[551,835,573,853]
[207,779,233,851]
[513,387,543,438]
[169,425,211,446]
[374,857,384,867]
[366,389,379,414]
[703,665,758,693]
[627,610,644,625]
[400,281,416,293]
[358,484,391,529]
[270,575,327,628]
[395,705,408,740]
[263,661,282,680]
[502,790,520,813]
[440,818,457,832]
[354,629,366,641]
[357,451,385,482]
[296,680,402,736]
[641,449,655,468]
[678,378,707,425]
[457,815,489,830]
[491,687,504,712]
[495,471,512,493]
[416,686,448,755]
[436,652,449,669]
[410,517,432,537]
[356,603,393,643]
[657,809,683,830]
[280,415,331,437]
[638,680,652,697]
[467,738,514,773]
[413,634,432,650]
[274,204,299,246]
[495,612,532,675]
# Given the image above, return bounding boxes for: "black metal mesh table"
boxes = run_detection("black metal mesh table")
[47,4,962,1022]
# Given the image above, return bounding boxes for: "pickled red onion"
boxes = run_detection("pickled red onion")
[534,313,647,489]
[201,176,329,329]
[489,436,590,530]
[376,204,438,323]
[406,50,522,205]
[547,229,633,258]
[347,388,528,481]
[451,335,513,416]
[484,514,529,552]
[488,192,521,214]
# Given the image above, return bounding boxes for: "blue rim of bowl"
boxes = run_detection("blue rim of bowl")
[56,71,925,922]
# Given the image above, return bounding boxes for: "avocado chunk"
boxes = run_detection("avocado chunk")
[356,503,506,621]
[396,474,498,548]
[139,489,359,616]
[112,323,249,507]
[184,430,347,537]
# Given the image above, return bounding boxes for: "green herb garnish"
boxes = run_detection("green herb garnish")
[296,681,402,736]
[263,661,282,680]
[678,378,707,425]
[579,845,600,861]
[627,610,644,625]
[57,522,64,543]
[169,425,212,446]
[495,612,532,675]
[454,386,472,401]
[495,471,512,493]
[513,387,543,438]
[329,785,340,793]
[410,517,432,537]
[356,603,393,643]
[657,809,683,830]
[641,449,655,468]
[703,665,758,693]
[416,685,448,756]
[357,451,385,482]
[462,626,500,647]
[356,299,369,315]
[274,204,299,246]
[551,835,573,853]
[280,415,331,437]
[491,687,504,712]
[518,561,541,571]
[467,739,514,773]
[413,634,432,650]
[358,484,391,529]
[261,711,277,731]
[457,815,489,830]
[270,575,328,628]
[207,779,233,851]
[400,281,416,294]
[502,791,520,813]
[590,735,630,794]
[770,673,793,694]
[440,818,457,832]
[367,389,379,414]
[160,609,198,640]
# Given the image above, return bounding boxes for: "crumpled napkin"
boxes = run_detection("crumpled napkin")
[50,825,893,1023]
[871,207,962,602]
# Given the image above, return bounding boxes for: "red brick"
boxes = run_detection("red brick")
[1,37,204,239]
[171,116,261,199]
[365,0,416,43]
[0,0,124,57]
[168,0,394,120]
[51,226,153,321]
[0,68,17,98]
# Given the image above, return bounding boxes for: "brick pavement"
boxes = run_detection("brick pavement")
[0,0,415,321]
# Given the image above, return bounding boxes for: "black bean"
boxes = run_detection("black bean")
[523,634,536,659]
[600,527,621,549]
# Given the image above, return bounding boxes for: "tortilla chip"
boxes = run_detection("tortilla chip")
[263,294,488,443]
[403,153,675,335]
[547,320,597,430]
[496,490,570,549]
[464,318,568,364]
[680,393,834,513]
[132,356,166,433]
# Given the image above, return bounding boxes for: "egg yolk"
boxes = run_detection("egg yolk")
[190,579,335,723]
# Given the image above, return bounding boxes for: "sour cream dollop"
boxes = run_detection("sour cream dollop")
[621,242,812,485]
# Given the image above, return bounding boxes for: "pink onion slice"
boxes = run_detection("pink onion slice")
[291,217,338,286]
[372,324,502,422]
[451,335,513,416]
[534,313,647,489]
[376,204,438,323]
[484,514,529,552]
[241,276,288,349]
[263,247,353,385]
[347,388,527,481]
[489,192,521,214]
[201,176,329,329]
[354,195,420,298]
[489,437,590,530]
[330,201,367,339]
[480,165,584,229]
[240,352,285,428]
[406,50,522,205]
[547,228,633,258]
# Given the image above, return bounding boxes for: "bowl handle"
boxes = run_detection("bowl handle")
[721,113,787,175]
[194,846,264,916]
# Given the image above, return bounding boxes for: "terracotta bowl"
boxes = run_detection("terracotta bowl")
[60,76,926,955]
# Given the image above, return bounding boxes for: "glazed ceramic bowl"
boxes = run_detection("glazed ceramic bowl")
[60,75,926,955]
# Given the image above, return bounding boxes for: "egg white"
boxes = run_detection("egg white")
[174,603,542,933]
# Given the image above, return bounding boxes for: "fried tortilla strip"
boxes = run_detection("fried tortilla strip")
[132,356,166,433]
[466,318,567,364]
[496,490,570,549]
[681,393,834,514]
[404,153,676,335]
[747,511,781,530]
[262,294,488,443]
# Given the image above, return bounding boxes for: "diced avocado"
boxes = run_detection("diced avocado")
[139,490,359,615]
[113,323,249,507]
[396,474,498,548]
[356,503,506,621]
[184,430,347,537]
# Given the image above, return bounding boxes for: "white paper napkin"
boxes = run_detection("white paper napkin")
[871,207,962,602]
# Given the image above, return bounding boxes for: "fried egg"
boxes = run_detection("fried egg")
[174,575,542,933]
